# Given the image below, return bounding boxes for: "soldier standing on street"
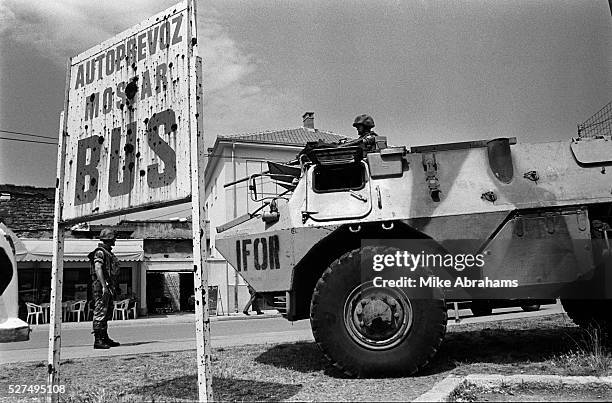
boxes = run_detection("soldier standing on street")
[88,228,121,349]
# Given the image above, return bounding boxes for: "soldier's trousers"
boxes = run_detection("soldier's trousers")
[92,280,114,331]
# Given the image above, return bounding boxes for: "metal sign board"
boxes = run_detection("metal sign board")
[49,2,212,401]
[61,0,192,222]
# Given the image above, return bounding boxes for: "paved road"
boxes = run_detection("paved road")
[0,303,563,364]
[0,315,313,364]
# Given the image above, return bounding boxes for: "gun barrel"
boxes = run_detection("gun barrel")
[224,171,269,188]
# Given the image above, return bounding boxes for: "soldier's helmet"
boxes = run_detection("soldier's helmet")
[352,114,375,129]
[99,229,116,241]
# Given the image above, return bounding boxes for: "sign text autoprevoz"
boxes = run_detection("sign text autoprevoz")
[62,1,192,221]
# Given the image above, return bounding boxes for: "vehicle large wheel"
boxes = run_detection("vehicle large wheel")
[310,246,447,377]
[561,299,612,336]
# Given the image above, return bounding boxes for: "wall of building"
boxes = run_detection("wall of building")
[205,143,299,256]
[203,143,299,310]
[204,149,228,258]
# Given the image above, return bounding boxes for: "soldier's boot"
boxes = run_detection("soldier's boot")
[102,329,121,347]
[93,330,111,349]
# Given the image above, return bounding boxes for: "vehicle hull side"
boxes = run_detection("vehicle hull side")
[216,139,611,294]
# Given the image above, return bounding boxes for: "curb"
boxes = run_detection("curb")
[413,376,464,402]
[212,312,283,323]
[26,311,283,330]
[413,374,612,402]
[464,373,612,387]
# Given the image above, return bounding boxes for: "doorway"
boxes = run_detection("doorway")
[179,273,194,311]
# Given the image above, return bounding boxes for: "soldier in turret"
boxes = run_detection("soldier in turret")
[342,114,379,151]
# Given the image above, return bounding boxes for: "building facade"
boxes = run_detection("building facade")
[0,185,145,317]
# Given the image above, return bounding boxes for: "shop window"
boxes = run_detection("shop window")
[38,268,51,303]
[17,268,35,320]
[18,269,35,303]
[117,267,133,298]
[63,267,90,301]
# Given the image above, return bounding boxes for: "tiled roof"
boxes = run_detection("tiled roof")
[218,128,349,146]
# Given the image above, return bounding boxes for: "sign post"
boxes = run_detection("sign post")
[187,0,213,400]
[190,55,213,401]
[46,1,211,401]
[46,108,69,403]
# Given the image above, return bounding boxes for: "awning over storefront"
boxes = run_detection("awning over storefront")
[17,239,144,262]
[145,259,193,272]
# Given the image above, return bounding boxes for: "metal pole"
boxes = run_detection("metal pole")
[225,262,230,316]
[453,302,461,323]
[188,0,213,400]
[47,224,64,403]
[232,143,239,312]
[47,60,71,401]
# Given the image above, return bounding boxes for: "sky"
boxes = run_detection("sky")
[0,0,610,220]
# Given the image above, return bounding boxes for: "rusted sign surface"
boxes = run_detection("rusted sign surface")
[62,1,192,222]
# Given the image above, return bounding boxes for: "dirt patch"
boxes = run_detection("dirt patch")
[0,345,443,402]
[427,313,612,378]
[0,314,609,402]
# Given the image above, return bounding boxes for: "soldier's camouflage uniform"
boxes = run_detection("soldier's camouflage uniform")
[89,243,120,331]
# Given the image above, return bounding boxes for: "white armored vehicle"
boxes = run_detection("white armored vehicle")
[216,106,612,376]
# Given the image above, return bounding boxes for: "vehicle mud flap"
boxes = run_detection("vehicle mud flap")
[605,229,612,299]
[561,222,612,337]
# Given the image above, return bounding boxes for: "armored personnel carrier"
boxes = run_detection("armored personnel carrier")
[216,111,612,376]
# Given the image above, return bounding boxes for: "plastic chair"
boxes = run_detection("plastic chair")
[40,302,51,323]
[62,301,73,321]
[86,300,94,320]
[128,300,138,319]
[113,299,129,320]
[68,300,86,322]
[25,302,45,325]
